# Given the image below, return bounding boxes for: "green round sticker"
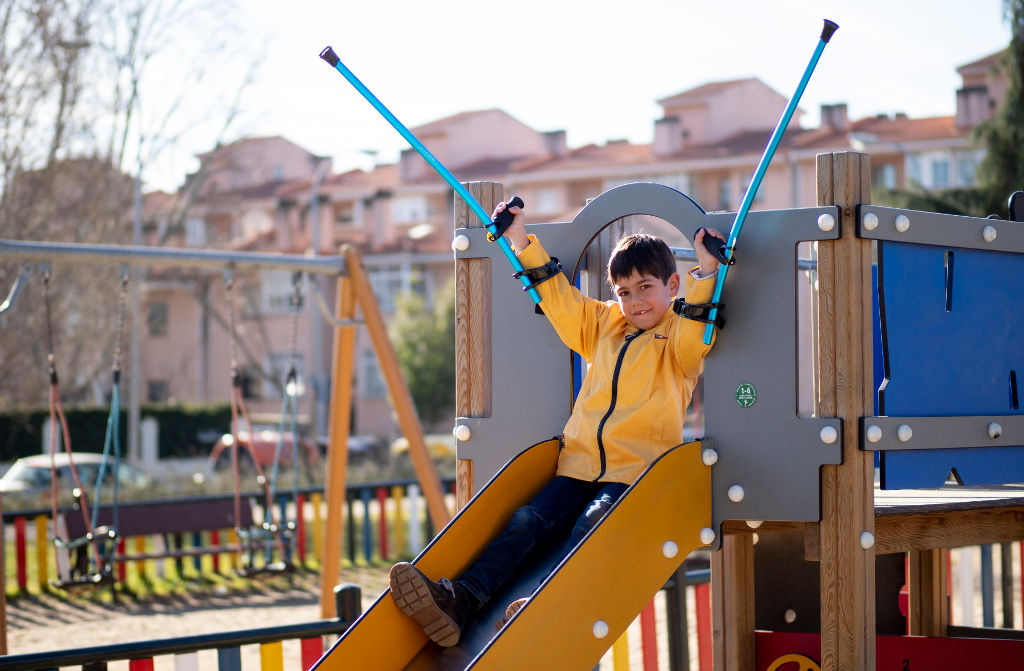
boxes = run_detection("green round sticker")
[736,382,757,408]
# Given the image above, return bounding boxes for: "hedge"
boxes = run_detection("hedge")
[0,403,232,463]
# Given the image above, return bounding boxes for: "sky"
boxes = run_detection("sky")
[143,0,1013,192]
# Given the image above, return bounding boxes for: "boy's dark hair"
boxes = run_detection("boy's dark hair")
[607,233,676,285]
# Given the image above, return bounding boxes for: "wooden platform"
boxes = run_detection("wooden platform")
[724,482,1024,560]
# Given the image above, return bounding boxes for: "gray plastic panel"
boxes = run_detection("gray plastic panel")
[454,182,842,544]
[860,415,1024,451]
[858,205,1024,253]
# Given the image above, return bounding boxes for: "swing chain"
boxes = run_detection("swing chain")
[41,269,58,384]
[111,270,130,381]
[286,272,303,393]
[224,271,240,386]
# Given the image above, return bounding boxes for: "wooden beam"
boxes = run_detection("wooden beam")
[908,548,949,637]
[319,266,356,619]
[816,151,875,671]
[454,182,498,509]
[343,245,451,531]
[805,507,1024,558]
[712,532,755,670]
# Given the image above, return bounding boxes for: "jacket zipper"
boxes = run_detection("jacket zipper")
[594,329,644,480]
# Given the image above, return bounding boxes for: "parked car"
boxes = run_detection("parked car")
[0,453,151,501]
[208,429,320,473]
[390,434,457,460]
[315,434,390,465]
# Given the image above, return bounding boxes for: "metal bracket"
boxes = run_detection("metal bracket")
[858,205,1024,253]
[861,415,1024,451]
[0,263,32,316]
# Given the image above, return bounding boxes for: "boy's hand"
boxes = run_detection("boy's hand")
[694,227,726,277]
[493,201,530,253]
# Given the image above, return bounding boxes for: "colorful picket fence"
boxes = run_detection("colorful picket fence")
[1,478,456,594]
[0,585,363,671]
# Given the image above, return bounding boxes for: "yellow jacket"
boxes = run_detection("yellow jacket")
[517,236,715,484]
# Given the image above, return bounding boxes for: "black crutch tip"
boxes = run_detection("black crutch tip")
[821,20,839,43]
[319,46,339,67]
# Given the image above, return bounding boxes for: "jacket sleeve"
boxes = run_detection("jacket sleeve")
[516,235,614,361]
[670,268,716,374]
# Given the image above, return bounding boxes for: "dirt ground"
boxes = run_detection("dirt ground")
[3,565,683,670]
[3,567,391,670]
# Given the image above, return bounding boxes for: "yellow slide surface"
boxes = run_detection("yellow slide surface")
[312,439,710,671]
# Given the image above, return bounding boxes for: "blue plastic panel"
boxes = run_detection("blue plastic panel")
[877,240,1024,488]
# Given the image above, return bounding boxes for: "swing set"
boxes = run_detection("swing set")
[0,239,451,600]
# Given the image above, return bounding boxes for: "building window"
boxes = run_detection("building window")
[906,155,922,186]
[185,218,206,246]
[360,348,388,398]
[931,159,951,189]
[956,152,980,187]
[260,270,300,315]
[392,196,430,224]
[718,177,731,210]
[367,264,426,312]
[873,164,897,189]
[742,174,764,203]
[535,188,560,214]
[147,302,168,337]
[147,380,170,403]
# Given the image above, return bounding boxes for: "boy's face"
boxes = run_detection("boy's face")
[612,270,680,331]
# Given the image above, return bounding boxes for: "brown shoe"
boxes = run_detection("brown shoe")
[390,562,473,647]
[494,597,529,631]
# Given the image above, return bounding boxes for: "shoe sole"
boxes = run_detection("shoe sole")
[495,597,528,632]
[390,563,461,647]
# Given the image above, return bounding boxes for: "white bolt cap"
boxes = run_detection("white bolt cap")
[820,426,838,444]
[746,520,763,529]
[592,620,609,639]
[866,424,883,443]
[897,424,913,442]
[983,225,997,243]
[860,531,875,549]
[451,234,470,252]
[662,540,679,559]
[453,424,471,441]
[701,448,719,466]
[784,608,797,624]
[862,212,879,231]
[817,212,836,232]
[988,422,1003,439]
[699,527,716,545]
[895,214,910,233]
[727,484,745,502]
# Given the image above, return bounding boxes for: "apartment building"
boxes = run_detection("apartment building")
[138,50,1007,443]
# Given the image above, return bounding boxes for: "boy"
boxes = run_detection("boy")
[390,202,723,646]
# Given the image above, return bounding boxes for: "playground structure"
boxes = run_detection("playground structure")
[0,237,452,619]
[1,151,1023,669]
[313,159,1024,670]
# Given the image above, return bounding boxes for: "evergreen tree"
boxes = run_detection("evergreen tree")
[388,281,456,426]
[974,0,1024,208]
[878,0,1023,218]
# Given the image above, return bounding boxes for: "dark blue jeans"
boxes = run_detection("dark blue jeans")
[456,475,629,608]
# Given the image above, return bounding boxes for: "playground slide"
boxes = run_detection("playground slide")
[312,439,710,671]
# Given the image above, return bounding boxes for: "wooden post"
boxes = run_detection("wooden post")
[907,549,949,636]
[319,261,357,619]
[816,151,875,671]
[0,492,7,655]
[454,182,499,510]
[343,245,451,531]
[711,532,755,670]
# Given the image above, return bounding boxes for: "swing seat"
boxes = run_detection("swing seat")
[236,521,298,578]
[235,560,297,579]
[51,570,115,591]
